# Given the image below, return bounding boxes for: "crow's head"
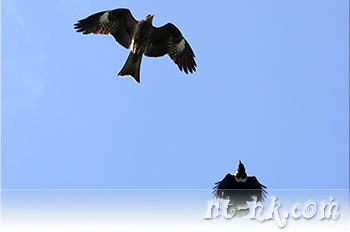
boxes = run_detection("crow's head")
[234,160,247,183]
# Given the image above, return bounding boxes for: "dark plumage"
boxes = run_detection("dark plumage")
[74,8,196,83]
[213,160,267,217]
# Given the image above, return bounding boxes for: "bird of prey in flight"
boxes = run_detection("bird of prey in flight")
[74,8,196,83]
[213,160,267,217]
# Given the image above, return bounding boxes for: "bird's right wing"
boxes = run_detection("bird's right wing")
[145,23,196,74]
[74,8,138,49]
[212,174,237,199]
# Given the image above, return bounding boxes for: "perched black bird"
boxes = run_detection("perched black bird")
[213,160,267,217]
[74,8,196,83]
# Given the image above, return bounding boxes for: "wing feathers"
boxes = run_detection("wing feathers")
[168,37,196,74]
[145,23,196,74]
[74,9,138,49]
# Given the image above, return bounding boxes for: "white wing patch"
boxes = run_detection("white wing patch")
[100,11,110,23]
[176,39,186,53]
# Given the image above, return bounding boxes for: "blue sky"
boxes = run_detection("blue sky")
[2,0,349,193]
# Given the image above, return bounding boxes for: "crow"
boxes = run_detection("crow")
[213,160,267,217]
[74,8,196,83]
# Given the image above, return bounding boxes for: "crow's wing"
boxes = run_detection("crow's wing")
[74,8,138,49]
[145,23,196,74]
[212,174,238,199]
[245,176,267,202]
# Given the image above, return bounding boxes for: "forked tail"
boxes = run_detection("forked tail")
[118,52,142,83]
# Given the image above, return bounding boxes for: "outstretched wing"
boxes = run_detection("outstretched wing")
[245,176,267,202]
[74,8,138,49]
[212,174,237,199]
[145,23,196,74]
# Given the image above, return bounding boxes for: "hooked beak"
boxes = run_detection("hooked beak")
[146,14,154,21]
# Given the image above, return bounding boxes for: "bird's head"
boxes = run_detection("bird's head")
[235,160,247,182]
[238,160,246,172]
[144,14,154,23]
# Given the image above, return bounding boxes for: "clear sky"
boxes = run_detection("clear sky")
[2,0,349,193]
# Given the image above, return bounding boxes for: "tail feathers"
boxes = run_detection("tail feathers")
[118,52,142,83]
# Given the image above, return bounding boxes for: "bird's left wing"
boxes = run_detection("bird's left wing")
[145,23,196,74]
[74,8,138,49]
[246,176,267,202]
